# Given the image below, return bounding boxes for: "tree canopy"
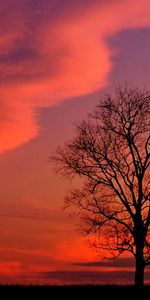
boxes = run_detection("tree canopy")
[52,85,150,286]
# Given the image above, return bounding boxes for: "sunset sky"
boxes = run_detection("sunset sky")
[1,0,150,285]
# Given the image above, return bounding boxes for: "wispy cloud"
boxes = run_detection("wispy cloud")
[72,257,135,268]
[0,198,68,221]
[1,0,150,154]
[39,270,134,285]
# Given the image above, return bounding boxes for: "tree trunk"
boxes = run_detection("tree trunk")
[134,246,144,287]
[134,208,145,287]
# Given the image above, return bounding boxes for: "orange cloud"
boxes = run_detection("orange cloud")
[1,0,150,153]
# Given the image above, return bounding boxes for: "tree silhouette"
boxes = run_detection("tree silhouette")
[52,85,150,286]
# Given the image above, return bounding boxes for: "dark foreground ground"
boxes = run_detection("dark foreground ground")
[0,285,150,298]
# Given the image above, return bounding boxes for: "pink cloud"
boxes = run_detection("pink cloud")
[1,0,150,153]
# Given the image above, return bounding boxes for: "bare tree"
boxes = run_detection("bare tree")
[52,85,150,286]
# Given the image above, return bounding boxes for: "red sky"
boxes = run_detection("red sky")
[0,0,150,284]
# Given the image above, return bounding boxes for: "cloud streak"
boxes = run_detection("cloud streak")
[1,0,150,153]
[0,198,69,221]
[39,270,134,285]
[72,257,135,268]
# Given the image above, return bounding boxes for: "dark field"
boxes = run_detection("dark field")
[0,285,150,298]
